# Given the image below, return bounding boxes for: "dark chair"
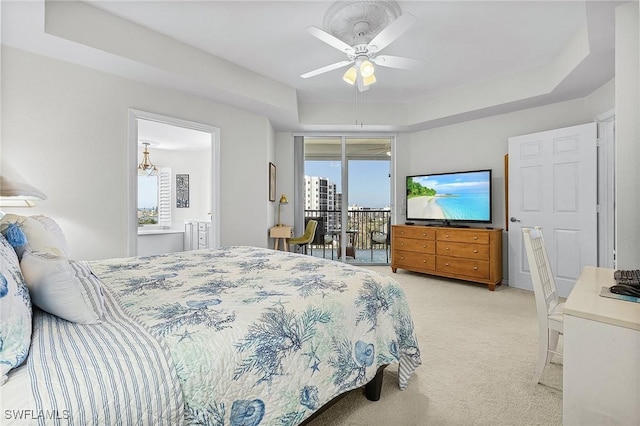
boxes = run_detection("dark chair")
[308,216,334,259]
[370,216,391,262]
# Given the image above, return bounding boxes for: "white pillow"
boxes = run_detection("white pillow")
[20,251,104,324]
[0,214,68,259]
[29,215,70,255]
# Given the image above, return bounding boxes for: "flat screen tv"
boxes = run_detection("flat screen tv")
[406,169,492,224]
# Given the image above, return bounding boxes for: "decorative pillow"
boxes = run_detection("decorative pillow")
[20,251,104,324]
[29,215,70,255]
[0,214,68,260]
[0,223,27,250]
[0,234,32,385]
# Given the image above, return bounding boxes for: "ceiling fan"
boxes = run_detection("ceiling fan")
[301,1,420,92]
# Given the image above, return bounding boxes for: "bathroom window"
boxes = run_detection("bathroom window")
[138,167,171,227]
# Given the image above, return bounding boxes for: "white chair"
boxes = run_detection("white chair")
[522,226,564,384]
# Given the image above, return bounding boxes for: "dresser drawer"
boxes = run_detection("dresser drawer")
[436,229,489,244]
[393,250,435,271]
[436,256,490,279]
[393,226,435,240]
[436,241,489,260]
[393,237,435,254]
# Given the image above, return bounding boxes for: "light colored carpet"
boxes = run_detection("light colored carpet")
[308,267,563,426]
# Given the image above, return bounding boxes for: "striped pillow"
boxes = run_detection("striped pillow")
[20,251,104,324]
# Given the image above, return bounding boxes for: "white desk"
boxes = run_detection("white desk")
[563,266,640,425]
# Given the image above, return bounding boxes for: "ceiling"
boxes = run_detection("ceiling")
[137,119,212,151]
[1,1,622,133]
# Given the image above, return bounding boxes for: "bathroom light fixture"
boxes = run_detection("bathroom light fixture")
[138,142,158,176]
[277,194,289,226]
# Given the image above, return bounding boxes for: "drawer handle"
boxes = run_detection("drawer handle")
[473,250,478,253]
[446,247,450,250]
[423,245,427,248]
[422,260,427,263]
[445,263,450,266]
[446,234,450,238]
[400,242,404,246]
[401,256,405,260]
[473,236,478,240]
[473,266,478,270]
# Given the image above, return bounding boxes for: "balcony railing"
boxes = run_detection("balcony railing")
[303,209,391,263]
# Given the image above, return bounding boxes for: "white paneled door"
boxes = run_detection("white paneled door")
[508,123,597,297]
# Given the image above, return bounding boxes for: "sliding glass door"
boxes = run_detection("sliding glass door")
[302,135,392,264]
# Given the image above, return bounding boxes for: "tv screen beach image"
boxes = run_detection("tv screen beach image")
[406,171,491,221]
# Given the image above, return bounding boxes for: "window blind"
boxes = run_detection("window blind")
[158,167,172,227]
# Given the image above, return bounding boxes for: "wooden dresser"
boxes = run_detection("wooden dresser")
[391,225,503,290]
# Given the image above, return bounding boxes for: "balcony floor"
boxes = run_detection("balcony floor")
[305,246,390,265]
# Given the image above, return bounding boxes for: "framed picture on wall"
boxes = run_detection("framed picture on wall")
[176,174,190,208]
[269,162,276,202]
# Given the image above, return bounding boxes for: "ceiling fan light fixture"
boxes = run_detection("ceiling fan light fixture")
[362,73,377,86]
[343,66,357,85]
[360,59,375,78]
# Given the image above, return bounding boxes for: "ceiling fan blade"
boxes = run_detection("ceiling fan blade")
[301,60,353,78]
[372,55,422,70]
[367,13,417,53]
[306,26,355,54]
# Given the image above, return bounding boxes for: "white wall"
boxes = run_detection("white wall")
[614,2,639,269]
[2,46,275,260]
[266,120,276,234]
[275,132,295,229]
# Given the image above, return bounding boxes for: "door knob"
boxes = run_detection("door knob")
[510,217,521,223]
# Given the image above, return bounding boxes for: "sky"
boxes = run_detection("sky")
[138,175,158,208]
[305,160,391,208]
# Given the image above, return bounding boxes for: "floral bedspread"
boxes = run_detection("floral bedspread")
[90,246,421,426]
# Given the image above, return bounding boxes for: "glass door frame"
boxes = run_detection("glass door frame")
[295,132,396,263]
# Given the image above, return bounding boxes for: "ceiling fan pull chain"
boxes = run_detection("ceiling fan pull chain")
[354,84,359,126]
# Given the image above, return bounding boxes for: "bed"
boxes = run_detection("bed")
[0,215,421,425]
